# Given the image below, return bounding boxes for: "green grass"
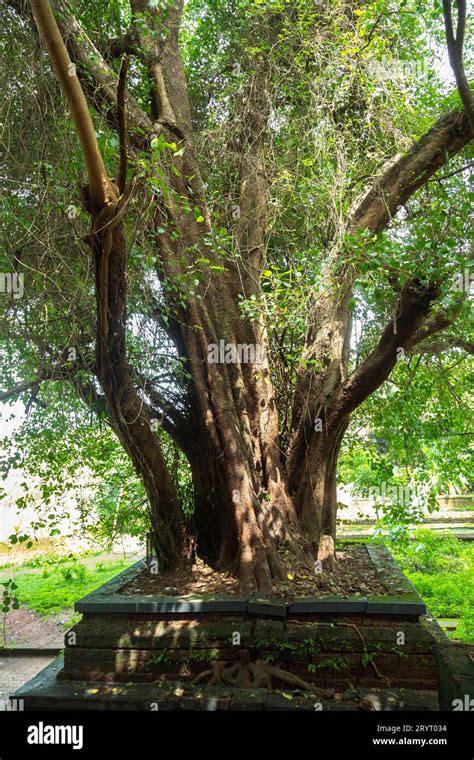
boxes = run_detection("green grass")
[389,529,474,644]
[1,557,132,615]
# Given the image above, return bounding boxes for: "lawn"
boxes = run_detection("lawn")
[0,554,133,616]
[390,529,474,643]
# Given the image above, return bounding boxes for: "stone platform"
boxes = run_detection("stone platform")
[13,545,453,710]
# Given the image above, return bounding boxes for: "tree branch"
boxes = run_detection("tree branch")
[117,55,129,194]
[30,0,113,208]
[60,10,151,146]
[0,378,44,402]
[130,0,190,136]
[443,0,474,133]
[348,109,473,234]
[0,359,80,403]
[8,0,151,147]
[105,32,141,61]
[338,280,440,415]
[405,295,466,350]
[233,71,270,292]
[409,336,474,356]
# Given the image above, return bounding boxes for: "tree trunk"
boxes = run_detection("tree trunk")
[291,417,349,571]
[92,218,190,571]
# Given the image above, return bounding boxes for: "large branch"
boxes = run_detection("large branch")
[443,0,474,133]
[0,360,90,403]
[409,336,474,356]
[130,0,191,137]
[0,378,45,402]
[105,32,141,61]
[348,108,473,234]
[233,71,270,293]
[405,298,465,350]
[29,0,114,207]
[338,280,439,415]
[292,107,473,429]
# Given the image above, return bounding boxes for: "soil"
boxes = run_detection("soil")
[121,544,409,598]
[1,607,68,649]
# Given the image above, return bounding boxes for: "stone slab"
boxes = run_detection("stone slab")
[288,598,367,614]
[74,545,426,619]
[247,598,286,618]
[365,595,426,615]
[13,657,440,711]
[76,596,248,614]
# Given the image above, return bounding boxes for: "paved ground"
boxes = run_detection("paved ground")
[0,656,55,710]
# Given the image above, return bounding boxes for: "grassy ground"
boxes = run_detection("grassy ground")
[389,529,474,643]
[0,553,134,616]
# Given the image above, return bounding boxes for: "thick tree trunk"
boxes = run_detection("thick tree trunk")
[291,417,349,571]
[92,219,190,571]
[180,302,290,593]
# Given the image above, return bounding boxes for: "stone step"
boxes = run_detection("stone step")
[13,657,439,711]
[64,615,436,653]
[59,645,436,690]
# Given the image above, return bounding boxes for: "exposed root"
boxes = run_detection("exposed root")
[335,622,391,688]
[192,649,316,691]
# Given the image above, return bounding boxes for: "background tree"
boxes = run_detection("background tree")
[0,0,472,591]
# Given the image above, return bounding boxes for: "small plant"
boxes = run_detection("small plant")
[58,562,87,582]
[186,649,220,663]
[253,637,321,659]
[150,652,172,665]
[315,656,349,672]
[1,579,20,647]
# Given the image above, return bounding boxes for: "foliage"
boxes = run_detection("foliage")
[338,347,473,531]
[0,0,472,563]
[1,578,19,646]
[0,383,193,548]
[391,530,474,643]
